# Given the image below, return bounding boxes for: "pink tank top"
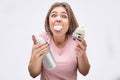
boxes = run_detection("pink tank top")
[40,32,77,80]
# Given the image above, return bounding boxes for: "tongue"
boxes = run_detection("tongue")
[54,25,62,31]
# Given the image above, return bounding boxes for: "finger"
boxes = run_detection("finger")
[34,42,48,49]
[75,47,81,52]
[32,43,47,55]
[32,35,36,44]
[37,46,49,57]
[76,40,86,51]
[35,43,49,54]
[76,40,82,47]
[76,38,87,48]
[80,39,87,46]
[75,47,85,54]
[36,43,49,52]
[79,44,86,51]
[75,48,83,56]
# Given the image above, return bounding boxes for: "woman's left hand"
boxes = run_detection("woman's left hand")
[75,37,87,57]
[75,37,90,75]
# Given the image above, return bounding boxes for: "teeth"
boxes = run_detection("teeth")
[54,25,62,31]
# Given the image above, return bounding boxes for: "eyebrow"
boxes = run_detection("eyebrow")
[50,11,67,14]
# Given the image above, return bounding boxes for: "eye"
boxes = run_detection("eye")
[61,15,68,18]
[51,14,57,18]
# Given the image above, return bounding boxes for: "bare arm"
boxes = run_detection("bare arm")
[75,38,90,76]
[28,35,49,78]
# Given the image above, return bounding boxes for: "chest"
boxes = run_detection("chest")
[50,40,77,72]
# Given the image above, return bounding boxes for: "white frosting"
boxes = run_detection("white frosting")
[54,25,62,31]
[74,25,85,38]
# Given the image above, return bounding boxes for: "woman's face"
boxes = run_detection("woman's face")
[49,6,69,37]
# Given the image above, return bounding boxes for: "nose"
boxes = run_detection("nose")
[56,16,61,23]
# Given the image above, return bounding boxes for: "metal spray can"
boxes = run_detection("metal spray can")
[35,35,56,70]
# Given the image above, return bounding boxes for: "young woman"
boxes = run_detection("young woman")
[28,2,90,80]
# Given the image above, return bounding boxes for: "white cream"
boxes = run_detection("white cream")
[54,25,62,31]
[74,25,85,38]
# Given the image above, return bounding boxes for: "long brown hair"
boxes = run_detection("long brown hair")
[45,2,79,35]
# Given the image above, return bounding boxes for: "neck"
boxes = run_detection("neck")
[53,35,68,48]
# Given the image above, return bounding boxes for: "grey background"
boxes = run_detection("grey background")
[0,0,120,80]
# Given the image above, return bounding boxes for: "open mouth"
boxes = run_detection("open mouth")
[54,25,62,31]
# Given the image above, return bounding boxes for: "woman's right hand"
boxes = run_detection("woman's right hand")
[31,35,49,60]
[28,35,49,78]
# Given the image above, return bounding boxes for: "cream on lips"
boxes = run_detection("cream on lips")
[54,25,62,31]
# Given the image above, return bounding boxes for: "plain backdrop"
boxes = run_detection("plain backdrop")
[0,0,120,80]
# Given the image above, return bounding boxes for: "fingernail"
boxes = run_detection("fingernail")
[73,38,76,40]
[46,42,49,45]
[78,35,81,38]
[32,35,34,38]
